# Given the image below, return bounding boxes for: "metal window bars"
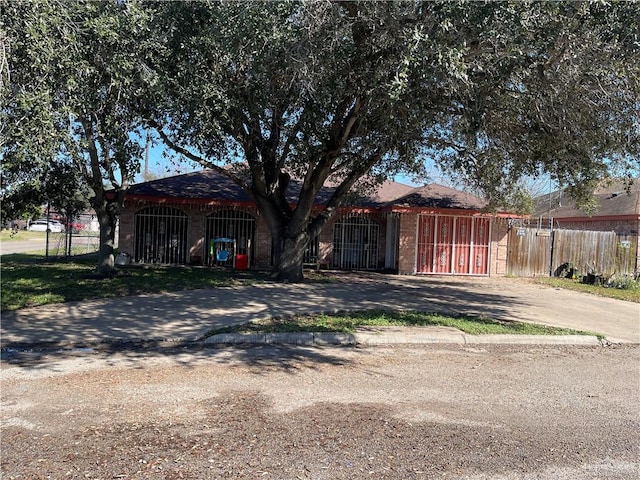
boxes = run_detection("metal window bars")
[205,210,256,266]
[134,206,189,264]
[332,214,380,270]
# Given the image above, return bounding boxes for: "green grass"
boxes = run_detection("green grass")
[206,309,594,337]
[0,230,47,242]
[0,254,267,311]
[534,277,640,303]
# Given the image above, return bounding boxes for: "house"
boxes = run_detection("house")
[117,170,518,276]
[533,179,640,272]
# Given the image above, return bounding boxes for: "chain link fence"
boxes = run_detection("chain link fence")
[44,230,118,258]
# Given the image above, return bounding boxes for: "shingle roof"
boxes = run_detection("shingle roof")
[126,169,489,212]
[534,180,640,218]
[367,181,416,204]
[126,170,253,202]
[388,183,489,210]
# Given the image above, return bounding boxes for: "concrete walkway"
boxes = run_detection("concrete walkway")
[1,274,638,347]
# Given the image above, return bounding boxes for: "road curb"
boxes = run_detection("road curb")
[462,334,603,345]
[1,332,608,352]
[202,332,605,346]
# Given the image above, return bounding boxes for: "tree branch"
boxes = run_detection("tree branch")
[309,148,384,236]
[78,114,104,195]
[149,118,250,192]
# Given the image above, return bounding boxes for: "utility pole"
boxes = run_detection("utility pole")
[144,129,150,181]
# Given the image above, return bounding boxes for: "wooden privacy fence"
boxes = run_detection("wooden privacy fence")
[507,228,637,277]
[507,228,551,277]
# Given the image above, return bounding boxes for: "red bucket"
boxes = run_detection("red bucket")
[235,254,248,270]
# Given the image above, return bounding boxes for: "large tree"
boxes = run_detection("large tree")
[145,1,638,282]
[1,0,150,273]
[430,1,640,208]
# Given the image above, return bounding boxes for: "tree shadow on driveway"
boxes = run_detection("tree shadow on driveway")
[3,274,633,369]
[1,278,521,346]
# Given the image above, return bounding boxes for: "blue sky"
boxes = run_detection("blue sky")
[136,141,431,188]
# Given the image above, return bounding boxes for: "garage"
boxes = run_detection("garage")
[416,215,491,275]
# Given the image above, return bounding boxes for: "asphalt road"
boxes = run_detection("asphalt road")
[1,344,638,479]
[0,237,47,254]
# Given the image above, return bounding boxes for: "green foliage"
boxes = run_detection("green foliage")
[2,0,148,179]
[145,2,639,280]
[2,0,154,273]
[427,2,640,208]
[1,160,90,222]
[606,275,640,291]
[534,277,640,303]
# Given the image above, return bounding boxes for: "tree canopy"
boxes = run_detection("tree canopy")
[2,1,638,280]
[145,1,639,280]
[1,0,151,272]
[429,1,640,207]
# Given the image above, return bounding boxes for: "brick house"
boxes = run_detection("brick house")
[117,170,516,276]
[533,180,640,271]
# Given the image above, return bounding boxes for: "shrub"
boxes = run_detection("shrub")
[606,275,640,291]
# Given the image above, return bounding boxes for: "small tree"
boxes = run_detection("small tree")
[2,0,150,273]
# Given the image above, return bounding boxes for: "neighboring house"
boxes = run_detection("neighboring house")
[118,170,519,276]
[533,180,640,271]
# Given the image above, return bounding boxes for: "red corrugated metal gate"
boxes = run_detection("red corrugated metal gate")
[417,215,491,275]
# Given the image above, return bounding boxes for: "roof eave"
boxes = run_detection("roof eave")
[124,194,256,208]
[384,205,522,218]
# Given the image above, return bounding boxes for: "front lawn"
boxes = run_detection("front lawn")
[0,230,46,242]
[0,254,266,311]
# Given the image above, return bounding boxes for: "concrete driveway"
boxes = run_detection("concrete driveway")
[1,274,638,347]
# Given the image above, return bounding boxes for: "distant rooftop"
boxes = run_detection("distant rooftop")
[534,179,640,218]
[388,183,489,210]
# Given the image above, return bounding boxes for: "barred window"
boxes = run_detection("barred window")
[134,206,188,264]
[205,210,256,265]
[332,214,380,270]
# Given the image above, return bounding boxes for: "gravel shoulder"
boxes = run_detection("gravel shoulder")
[2,343,639,479]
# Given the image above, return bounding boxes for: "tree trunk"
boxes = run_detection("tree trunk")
[96,209,118,275]
[91,193,122,276]
[271,230,310,283]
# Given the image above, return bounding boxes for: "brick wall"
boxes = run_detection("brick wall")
[254,214,272,268]
[119,202,266,266]
[398,212,418,274]
[119,202,515,276]
[118,208,135,255]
